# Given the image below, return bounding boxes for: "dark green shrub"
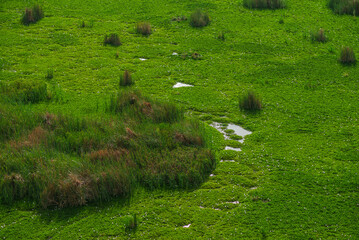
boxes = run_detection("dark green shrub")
[311,28,328,43]
[136,22,151,36]
[119,70,133,87]
[329,0,359,15]
[239,91,262,111]
[21,5,44,25]
[190,9,210,27]
[104,34,121,46]
[340,46,356,65]
[243,0,286,9]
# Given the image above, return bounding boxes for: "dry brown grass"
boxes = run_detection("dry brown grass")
[141,101,153,116]
[10,126,47,150]
[174,132,203,146]
[43,112,58,129]
[126,128,137,138]
[89,149,129,162]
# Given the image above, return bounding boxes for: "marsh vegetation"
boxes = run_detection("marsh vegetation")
[0,0,358,238]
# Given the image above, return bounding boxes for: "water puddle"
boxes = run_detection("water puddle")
[173,82,193,88]
[210,122,252,152]
[220,160,235,163]
[227,124,252,143]
[225,146,242,151]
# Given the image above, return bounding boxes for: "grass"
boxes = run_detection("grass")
[104,33,121,46]
[21,5,44,25]
[125,214,138,230]
[172,16,187,22]
[136,22,152,36]
[340,46,356,64]
[190,9,210,27]
[218,32,225,41]
[0,90,215,208]
[45,69,54,80]
[119,70,134,86]
[329,0,359,15]
[0,80,49,104]
[239,91,262,111]
[0,0,359,238]
[310,28,328,43]
[243,0,286,9]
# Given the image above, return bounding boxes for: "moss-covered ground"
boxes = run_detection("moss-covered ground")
[0,0,358,238]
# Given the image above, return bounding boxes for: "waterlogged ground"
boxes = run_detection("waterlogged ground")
[1,0,359,239]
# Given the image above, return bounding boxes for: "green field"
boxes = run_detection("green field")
[1,0,359,239]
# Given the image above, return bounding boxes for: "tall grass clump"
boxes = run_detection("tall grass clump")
[339,46,356,65]
[0,105,40,142]
[239,91,262,111]
[119,70,134,87]
[45,69,54,80]
[136,22,152,36]
[243,0,286,9]
[104,34,121,46]
[218,32,225,41]
[125,214,138,230]
[21,5,44,25]
[108,90,183,123]
[0,90,215,208]
[190,9,210,27]
[1,80,49,104]
[310,28,328,43]
[329,0,359,15]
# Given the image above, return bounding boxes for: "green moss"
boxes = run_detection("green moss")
[229,134,243,141]
[0,0,358,238]
[225,140,242,148]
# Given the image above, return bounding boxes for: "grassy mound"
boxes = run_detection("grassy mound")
[0,91,215,208]
[243,0,286,9]
[136,22,152,36]
[340,46,356,64]
[239,91,262,111]
[190,9,210,27]
[104,33,121,46]
[0,80,49,104]
[21,5,44,25]
[329,0,359,15]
